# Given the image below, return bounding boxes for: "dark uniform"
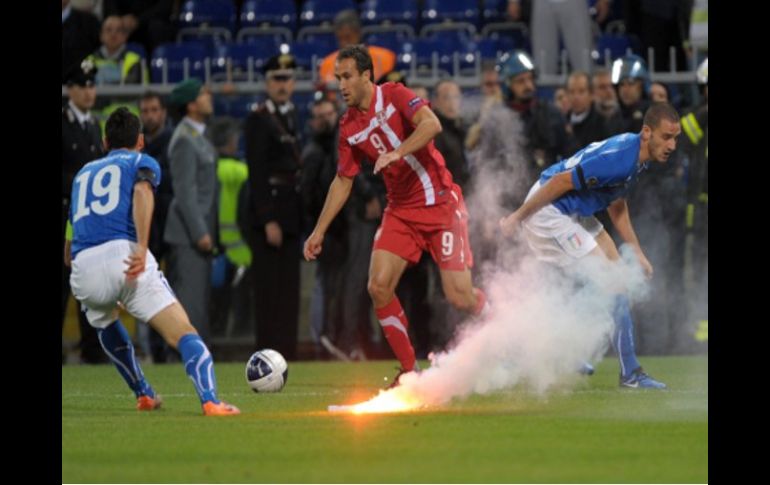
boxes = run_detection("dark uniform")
[62,59,107,364]
[243,54,303,360]
[677,100,708,352]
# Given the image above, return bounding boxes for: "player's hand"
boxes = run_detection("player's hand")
[636,252,653,279]
[197,234,213,253]
[303,231,324,261]
[265,221,283,248]
[499,212,522,238]
[373,151,402,175]
[124,244,148,280]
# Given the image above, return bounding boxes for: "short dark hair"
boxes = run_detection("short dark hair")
[105,107,141,149]
[643,102,680,129]
[140,91,166,109]
[333,9,361,32]
[337,44,374,82]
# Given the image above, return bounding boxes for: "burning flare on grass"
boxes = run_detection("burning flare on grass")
[328,380,424,414]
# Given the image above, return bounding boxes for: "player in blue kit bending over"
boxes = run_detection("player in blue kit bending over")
[500,102,681,389]
[64,107,240,414]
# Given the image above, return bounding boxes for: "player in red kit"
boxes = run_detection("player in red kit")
[303,45,488,386]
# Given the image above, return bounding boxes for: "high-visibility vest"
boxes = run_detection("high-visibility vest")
[217,157,252,267]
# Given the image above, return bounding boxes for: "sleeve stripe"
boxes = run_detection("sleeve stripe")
[575,164,587,190]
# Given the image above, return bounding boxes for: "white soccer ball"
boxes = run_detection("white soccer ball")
[245,349,288,392]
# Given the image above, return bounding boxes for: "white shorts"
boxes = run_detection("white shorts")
[521,181,604,267]
[70,240,177,329]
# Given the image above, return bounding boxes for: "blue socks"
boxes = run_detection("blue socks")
[178,333,219,404]
[611,295,641,379]
[97,320,155,398]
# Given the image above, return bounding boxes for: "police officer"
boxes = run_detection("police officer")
[62,58,107,364]
[610,54,652,134]
[243,54,303,360]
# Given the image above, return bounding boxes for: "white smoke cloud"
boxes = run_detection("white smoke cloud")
[395,159,651,406]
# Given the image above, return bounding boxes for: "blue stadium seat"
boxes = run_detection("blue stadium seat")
[299,0,357,27]
[595,33,632,62]
[359,0,419,30]
[289,41,334,72]
[240,0,296,31]
[484,24,530,55]
[481,0,508,26]
[214,94,262,119]
[363,30,412,53]
[178,0,236,31]
[210,43,276,81]
[473,38,500,60]
[421,0,480,29]
[151,42,209,83]
[126,42,148,59]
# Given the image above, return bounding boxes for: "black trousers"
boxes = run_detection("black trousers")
[251,232,300,360]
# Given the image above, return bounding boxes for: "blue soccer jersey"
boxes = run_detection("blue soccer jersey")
[539,133,648,216]
[70,149,161,257]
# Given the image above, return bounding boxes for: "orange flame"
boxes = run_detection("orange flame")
[329,388,424,414]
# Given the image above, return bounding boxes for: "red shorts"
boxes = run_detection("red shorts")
[373,185,474,271]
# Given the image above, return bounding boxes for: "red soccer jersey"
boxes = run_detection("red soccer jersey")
[337,82,455,210]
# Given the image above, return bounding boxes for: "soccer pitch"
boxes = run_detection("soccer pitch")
[62,356,707,483]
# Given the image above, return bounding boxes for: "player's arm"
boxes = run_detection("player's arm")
[373,106,442,174]
[499,171,574,236]
[124,178,155,279]
[607,198,653,277]
[303,174,354,261]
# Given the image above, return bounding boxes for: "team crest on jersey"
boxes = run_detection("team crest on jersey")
[566,232,582,250]
[376,110,388,126]
[587,176,598,187]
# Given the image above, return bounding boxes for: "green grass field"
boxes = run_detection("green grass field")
[62,356,707,483]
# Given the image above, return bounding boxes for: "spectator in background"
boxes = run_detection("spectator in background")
[565,71,616,149]
[650,81,670,103]
[612,55,652,134]
[208,117,254,343]
[138,91,175,362]
[164,78,218,343]
[531,0,593,75]
[319,10,396,87]
[592,68,621,120]
[433,80,471,192]
[62,59,107,364]
[623,0,690,73]
[553,87,571,117]
[88,15,146,85]
[466,62,504,151]
[62,0,101,83]
[300,98,349,359]
[243,55,303,360]
[102,0,176,55]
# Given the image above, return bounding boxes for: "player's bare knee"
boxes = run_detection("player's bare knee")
[367,278,393,307]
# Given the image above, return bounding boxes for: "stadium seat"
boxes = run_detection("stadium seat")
[299,0,357,27]
[421,0,480,29]
[210,43,277,81]
[151,42,209,83]
[359,0,419,30]
[178,0,236,31]
[239,0,296,31]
